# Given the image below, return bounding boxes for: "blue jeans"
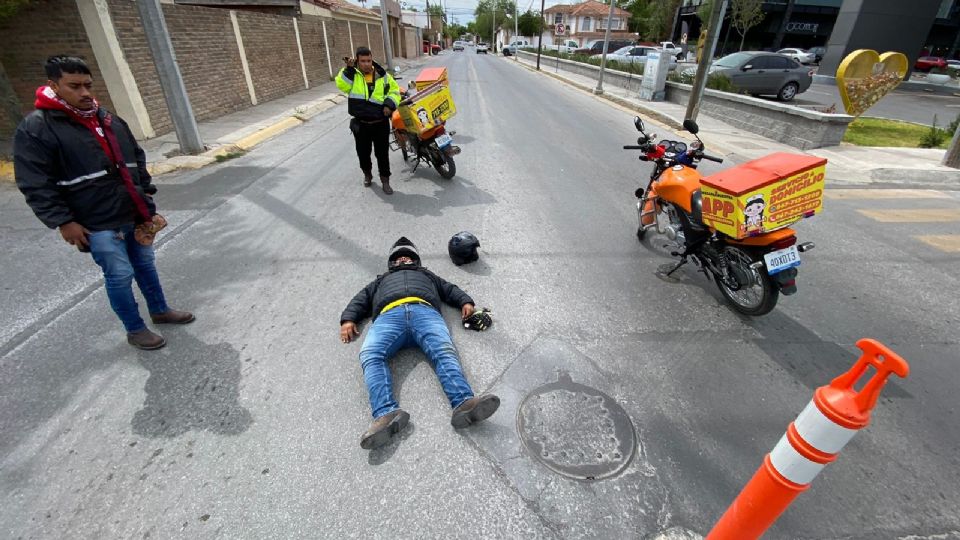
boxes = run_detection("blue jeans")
[359,303,474,418]
[88,225,169,333]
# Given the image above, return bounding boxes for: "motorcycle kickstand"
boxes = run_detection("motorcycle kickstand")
[664,257,689,277]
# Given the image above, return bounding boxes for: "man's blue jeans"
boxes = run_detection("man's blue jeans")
[359,303,474,419]
[88,225,169,333]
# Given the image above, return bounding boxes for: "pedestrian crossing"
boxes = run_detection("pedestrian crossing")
[824,188,960,253]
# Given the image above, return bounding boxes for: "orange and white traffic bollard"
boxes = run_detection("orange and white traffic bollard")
[706,338,909,540]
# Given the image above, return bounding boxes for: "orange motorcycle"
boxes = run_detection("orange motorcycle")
[626,116,817,316]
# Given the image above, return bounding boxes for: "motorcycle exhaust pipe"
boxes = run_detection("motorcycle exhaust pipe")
[798,242,815,253]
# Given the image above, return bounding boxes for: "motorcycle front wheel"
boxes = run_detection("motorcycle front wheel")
[714,245,779,316]
[433,150,456,179]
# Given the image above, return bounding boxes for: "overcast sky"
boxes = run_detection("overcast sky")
[354,0,571,25]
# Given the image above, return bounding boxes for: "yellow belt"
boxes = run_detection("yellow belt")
[380,296,432,314]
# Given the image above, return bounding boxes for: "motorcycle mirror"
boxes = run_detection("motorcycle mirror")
[683,119,699,134]
[634,116,645,133]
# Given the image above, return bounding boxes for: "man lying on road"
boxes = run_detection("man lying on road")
[340,237,498,450]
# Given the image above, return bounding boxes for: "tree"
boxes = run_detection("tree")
[730,0,764,51]
[517,9,543,38]
[473,0,516,43]
[697,0,714,31]
[625,0,680,42]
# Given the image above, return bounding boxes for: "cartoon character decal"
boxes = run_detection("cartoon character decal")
[743,194,765,229]
[416,107,431,128]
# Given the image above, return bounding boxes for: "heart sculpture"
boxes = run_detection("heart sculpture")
[836,49,908,117]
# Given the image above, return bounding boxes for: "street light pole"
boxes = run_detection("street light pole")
[136,0,203,154]
[536,0,545,70]
[492,3,496,53]
[685,0,727,123]
[515,1,519,61]
[594,0,616,95]
[379,0,394,70]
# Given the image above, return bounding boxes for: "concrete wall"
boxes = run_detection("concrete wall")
[0,0,115,137]
[298,16,334,84]
[665,83,855,150]
[517,50,645,92]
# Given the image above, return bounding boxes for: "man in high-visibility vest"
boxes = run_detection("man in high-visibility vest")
[336,47,403,194]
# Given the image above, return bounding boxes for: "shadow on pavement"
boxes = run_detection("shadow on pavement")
[132,331,254,438]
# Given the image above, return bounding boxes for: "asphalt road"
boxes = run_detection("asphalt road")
[793,81,960,127]
[1,51,959,539]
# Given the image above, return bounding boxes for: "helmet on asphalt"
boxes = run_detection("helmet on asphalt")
[448,231,480,266]
[388,236,421,268]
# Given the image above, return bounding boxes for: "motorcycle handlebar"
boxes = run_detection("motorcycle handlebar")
[701,153,724,163]
[623,145,645,150]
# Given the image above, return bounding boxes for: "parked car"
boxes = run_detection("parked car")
[915,56,948,71]
[592,45,678,70]
[574,39,635,56]
[477,43,489,54]
[687,51,813,101]
[777,48,815,64]
[808,46,826,63]
[503,39,531,56]
[545,39,581,54]
[947,59,960,73]
[453,41,465,51]
[660,41,683,60]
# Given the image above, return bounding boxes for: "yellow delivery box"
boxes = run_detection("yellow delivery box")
[414,67,449,91]
[398,80,457,135]
[699,153,827,239]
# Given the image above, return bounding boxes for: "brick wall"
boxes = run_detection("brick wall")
[0,0,114,137]
[235,11,304,103]
[107,0,249,135]
[298,16,332,84]
[366,24,386,62]
[329,20,354,71]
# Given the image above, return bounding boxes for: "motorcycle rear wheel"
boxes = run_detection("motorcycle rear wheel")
[714,245,779,316]
[433,152,456,179]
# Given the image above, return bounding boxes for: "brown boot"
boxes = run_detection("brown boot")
[360,409,410,449]
[150,310,196,324]
[363,169,373,187]
[127,328,166,350]
[451,394,500,429]
[380,176,394,195]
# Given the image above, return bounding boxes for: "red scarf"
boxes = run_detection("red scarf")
[35,86,151,221]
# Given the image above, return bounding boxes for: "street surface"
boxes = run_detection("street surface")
[2,51,959,539]
[793,81,960,127]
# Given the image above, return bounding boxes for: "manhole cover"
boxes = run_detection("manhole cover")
[517,372,636,481]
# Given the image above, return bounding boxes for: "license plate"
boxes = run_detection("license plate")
[436,133,453,148]
[763,245,801,275]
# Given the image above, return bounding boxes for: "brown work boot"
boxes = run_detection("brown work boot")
[150,310,196,325]
[362,169,373,187]
[380,176,394,195]
[360,409,410,450]
[127,328,166,350]
[451,394,500,429]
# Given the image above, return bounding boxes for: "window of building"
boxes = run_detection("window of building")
[581,16,592,31]
[554,13,563,25]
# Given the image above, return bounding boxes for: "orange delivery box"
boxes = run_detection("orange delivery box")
[414,67,448,91]
[699,153,827,239]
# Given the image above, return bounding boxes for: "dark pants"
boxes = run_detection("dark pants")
[354,119,391,178]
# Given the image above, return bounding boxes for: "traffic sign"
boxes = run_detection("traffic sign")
[681,32,688,44]
[555,23,566,35]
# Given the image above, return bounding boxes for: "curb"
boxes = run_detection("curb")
[0,159,13,183]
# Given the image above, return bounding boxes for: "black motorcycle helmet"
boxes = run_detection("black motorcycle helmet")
[448,231,480,266]
[388,236,421,268]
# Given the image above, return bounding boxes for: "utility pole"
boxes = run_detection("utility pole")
[944,123,960,169]
[379,0,394,70]
[594,0,616,95]
[685,0,727,123]
[515,0,519,60]
[536,0,545,70]
[136,0,203,154]
[492,3,496,53]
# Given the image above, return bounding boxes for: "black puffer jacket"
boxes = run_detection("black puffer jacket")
[14,108,156,231]
[340,265,474,324]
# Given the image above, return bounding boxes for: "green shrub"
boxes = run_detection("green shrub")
[919,115,949,148]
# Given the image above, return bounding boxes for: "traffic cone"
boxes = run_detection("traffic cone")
[706,338,909,540]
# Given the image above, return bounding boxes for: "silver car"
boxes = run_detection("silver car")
[701,51,813,101]
[777,48,815,65]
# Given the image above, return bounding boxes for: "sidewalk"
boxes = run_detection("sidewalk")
[511,54,960,188]
[0,56,430,182]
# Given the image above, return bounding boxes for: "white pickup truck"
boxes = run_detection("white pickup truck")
[659,41,683,59]
[545,39,581,54]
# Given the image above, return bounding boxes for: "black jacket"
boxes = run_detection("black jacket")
[340,62,399,122]
[14,108,156,231]
[340,265,474,324]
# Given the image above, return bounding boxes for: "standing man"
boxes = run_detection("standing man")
[14,56,194,351]
[336,46,402,195]
[340,237,499,450]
